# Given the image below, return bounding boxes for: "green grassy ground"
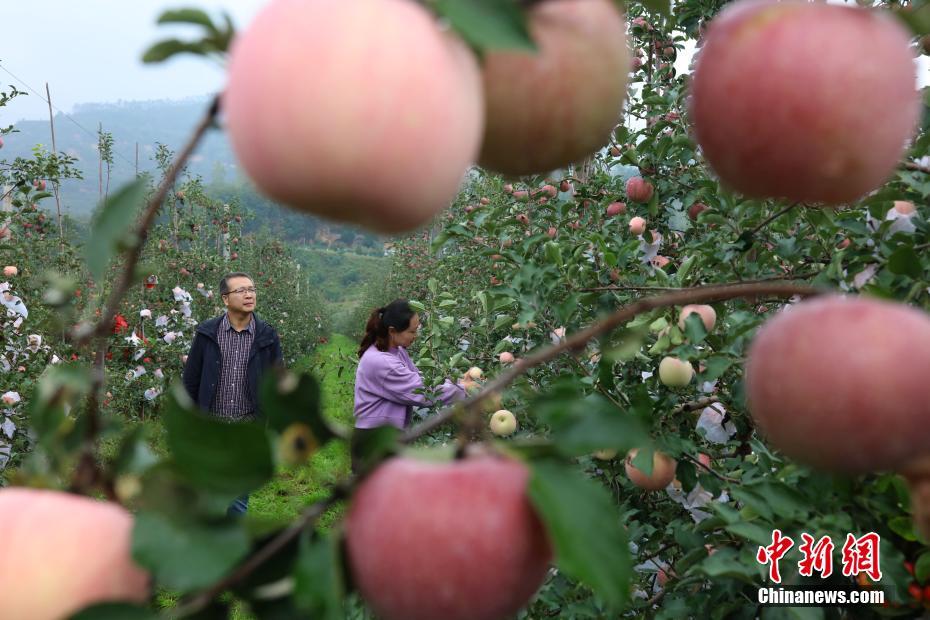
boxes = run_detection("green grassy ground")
[247,333,356,528]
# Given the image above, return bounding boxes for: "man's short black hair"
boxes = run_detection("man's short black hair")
[219,272,254,296]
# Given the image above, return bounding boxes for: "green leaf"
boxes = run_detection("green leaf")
[528,460,631,609]
[69,603,157,620]
[889,515,919,542]
[435,0,536,52]
[132,511,250,592]
[698,547,759,583]
[29,363,91,449]
[293,531,345,619]
[85,178,146,281]
[259,369,336,443]
[726,521,774,547]
[682,312,708,344]
[142,38,211,64]
[915,550,930,583]
[536,393,649,456]
[163,383,274,495]
[700,356,733,383]
[156,8,219,33]
[887,245,922,279]
[351,425,401,475]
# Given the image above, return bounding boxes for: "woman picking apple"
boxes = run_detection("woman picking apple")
[353,299,472,470]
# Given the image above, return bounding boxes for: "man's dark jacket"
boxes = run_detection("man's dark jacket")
[182,313,283,416]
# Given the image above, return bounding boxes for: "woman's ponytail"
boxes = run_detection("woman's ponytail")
[357,300,416,358]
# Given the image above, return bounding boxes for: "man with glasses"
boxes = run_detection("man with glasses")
[182,272,283,516]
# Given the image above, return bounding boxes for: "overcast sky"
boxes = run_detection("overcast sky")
[1,1,266,122]
[2,0,928,124]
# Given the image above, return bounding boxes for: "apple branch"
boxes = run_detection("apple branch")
[69,96,220,496]
[403,281,826,443]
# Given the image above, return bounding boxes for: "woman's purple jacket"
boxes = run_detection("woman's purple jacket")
[354,344,467,429]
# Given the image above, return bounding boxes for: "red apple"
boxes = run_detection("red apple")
[224,0,483,233]
[626,176,654,203]
[688,202,708,220]
[0,488,150,619]
[625,449,677,491]
[345,456,552,620]
[678,304,717,332]
[690,0,920,204]
[478,0,630,175]
[559,180,572,193]
[606,201,626,217]
[629,216,647,236]
[546,226,557,238]
[746,296,930,473]
[499,351,515,364]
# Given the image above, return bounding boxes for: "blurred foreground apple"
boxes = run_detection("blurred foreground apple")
[690,0,920,204]
[224,0,483,233]
[478,0,630,175]
[0,488,150,620]
[345,456,552,620]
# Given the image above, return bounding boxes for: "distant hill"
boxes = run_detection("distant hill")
[0,97,385,252]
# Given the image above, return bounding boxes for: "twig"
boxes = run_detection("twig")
[403,281,827,443]
[671,396,718,416]
[745,202,799,239]
[684,453,741,484]
[578,272,819,293]
[167,484,348,619]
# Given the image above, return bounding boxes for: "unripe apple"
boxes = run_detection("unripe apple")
[606,201,626,217]
[626,176,654,203]
[499,351,515,364]
[658,356,694,387]
[625,449,677,491]
[593,449,617,461]
[690,0,920,205]
[224,0,484,233]
[345,456,552,620]
[3,265,18,277]
[688,202,708,220]
[678,304,717,332]
[478,0,630,175]
[746,295,930,473]
[490,409,518,436]
[629,216,647,236]
[0,488,150,619]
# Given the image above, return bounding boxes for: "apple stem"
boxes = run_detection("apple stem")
[403,281,826,444]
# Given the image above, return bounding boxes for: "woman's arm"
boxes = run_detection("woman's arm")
[382,364,466,407]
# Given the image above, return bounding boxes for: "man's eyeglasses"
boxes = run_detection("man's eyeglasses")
[226,287,257,295]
